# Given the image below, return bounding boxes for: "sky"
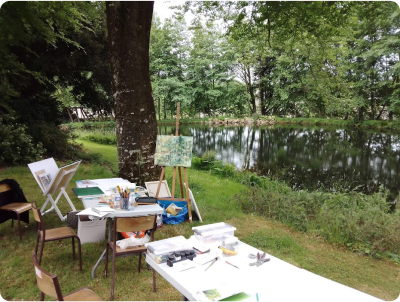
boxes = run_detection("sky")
[153,0,193,22]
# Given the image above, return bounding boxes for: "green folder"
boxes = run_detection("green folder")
[72,187,104,198]
[220,292,250,301]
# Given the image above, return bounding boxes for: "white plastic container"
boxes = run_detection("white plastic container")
[77,217,106,244]
[192,222,236,244]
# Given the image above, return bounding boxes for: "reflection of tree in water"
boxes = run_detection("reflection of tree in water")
[158,125,400,200]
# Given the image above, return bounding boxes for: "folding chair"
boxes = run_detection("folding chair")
[31,253,102,301]
[31,201,82,270]
[0,182,32,240]
[104,215,158,300]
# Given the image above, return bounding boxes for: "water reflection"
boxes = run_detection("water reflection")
[158,125,400,198]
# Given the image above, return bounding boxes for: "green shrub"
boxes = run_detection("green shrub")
[74,129,117,145]
[0,119,45,164]
[236,185,400,256]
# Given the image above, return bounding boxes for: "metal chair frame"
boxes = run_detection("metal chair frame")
[31,253,102,301]
[0,183,32,240]
[104,215,158,300]
[31,201,82,270]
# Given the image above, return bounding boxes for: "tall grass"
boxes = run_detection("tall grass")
[236,184,400,258]
[75,129,117,145]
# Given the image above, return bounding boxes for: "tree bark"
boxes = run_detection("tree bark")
[106,1,160,185]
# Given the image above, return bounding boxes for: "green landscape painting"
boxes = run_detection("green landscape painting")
[155,135,193,167]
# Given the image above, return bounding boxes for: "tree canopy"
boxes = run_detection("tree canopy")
[0,1,399,165]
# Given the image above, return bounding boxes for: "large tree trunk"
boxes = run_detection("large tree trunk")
[106,1,160,185]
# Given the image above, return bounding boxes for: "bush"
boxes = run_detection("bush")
[0,119,45,164]
[74,129,117,145]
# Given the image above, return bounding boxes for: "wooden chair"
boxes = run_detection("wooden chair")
[104,215,158,300]
[0,183,32,240]
[31,201,82,271]
[31,253,102,301]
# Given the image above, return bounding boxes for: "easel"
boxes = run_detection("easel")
[41,162,80,221]
[29,159,81,221]
[155,103,192,222]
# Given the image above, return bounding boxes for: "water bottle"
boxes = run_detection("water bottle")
[114,195,121,210]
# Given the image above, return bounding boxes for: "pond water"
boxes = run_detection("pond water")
[158,124,400,199]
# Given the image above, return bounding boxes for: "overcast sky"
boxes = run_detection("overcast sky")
[154,0,181,20]
[154,0,194,22]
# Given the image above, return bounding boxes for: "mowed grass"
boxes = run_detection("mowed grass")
[0,140,399,301]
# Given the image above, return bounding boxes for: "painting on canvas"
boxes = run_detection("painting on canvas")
[154,135,193,167]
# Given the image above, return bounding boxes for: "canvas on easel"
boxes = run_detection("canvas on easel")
[154,102,194,222]
[28,158,81,221]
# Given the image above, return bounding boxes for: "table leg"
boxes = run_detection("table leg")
[91,248,107,279]
[91,217,112,278]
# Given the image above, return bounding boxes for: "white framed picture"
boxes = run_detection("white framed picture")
[145,180,171,198]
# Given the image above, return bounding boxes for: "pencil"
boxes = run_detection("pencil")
[225,261,239,269]
[205,258,217,271]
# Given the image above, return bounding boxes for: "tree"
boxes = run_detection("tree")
[106,1,160,185]
[150,15,190,119]
[0,1,107,163]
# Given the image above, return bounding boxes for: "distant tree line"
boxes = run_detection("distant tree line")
[0,1,398,164]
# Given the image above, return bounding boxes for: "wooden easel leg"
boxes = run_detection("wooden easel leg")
[178,167,184,198]
[184,167,192,222]
[155,167,166,198]
[171,167,177,198]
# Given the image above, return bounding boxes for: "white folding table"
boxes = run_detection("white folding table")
[74,178,164,278]
[76,178,164,278]
[146,237,383,302]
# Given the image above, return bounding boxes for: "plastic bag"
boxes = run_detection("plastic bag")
[116,234,150,250]
[158,200,188,225]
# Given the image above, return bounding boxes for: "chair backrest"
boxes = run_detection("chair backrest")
[0,184,12,207]
[31,253,64,300]
[31,201,45,230]
[0,183,11,193]
[113,215,157,242]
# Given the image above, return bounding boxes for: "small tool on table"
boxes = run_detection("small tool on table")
[249,252,270,266]
[205,257,217,271]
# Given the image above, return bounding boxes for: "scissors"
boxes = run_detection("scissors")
[249,252,270,266]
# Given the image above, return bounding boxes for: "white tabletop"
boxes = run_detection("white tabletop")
[107,204,163,217]
[146,237,382,302]
[79,178,163,217]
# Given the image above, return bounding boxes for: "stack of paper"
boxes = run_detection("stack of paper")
[76,180,98,188]
[77,206,115,217]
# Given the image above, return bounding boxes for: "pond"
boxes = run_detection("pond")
[158,124,400,200]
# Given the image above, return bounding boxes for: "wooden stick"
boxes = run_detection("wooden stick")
[184,167,192,222]
[155,167,165,198]
[178,167,184,198]
[171,167,176,198]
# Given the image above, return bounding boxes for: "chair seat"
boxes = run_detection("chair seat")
[0,202,32,213]
[41,227,77,241]
[63,287,103,301]
[108,241,147,254]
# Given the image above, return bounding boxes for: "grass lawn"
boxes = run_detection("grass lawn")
[0,140,399,301]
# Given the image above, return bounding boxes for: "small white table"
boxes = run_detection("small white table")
[76,178,164,278]
[146,237,383,302]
